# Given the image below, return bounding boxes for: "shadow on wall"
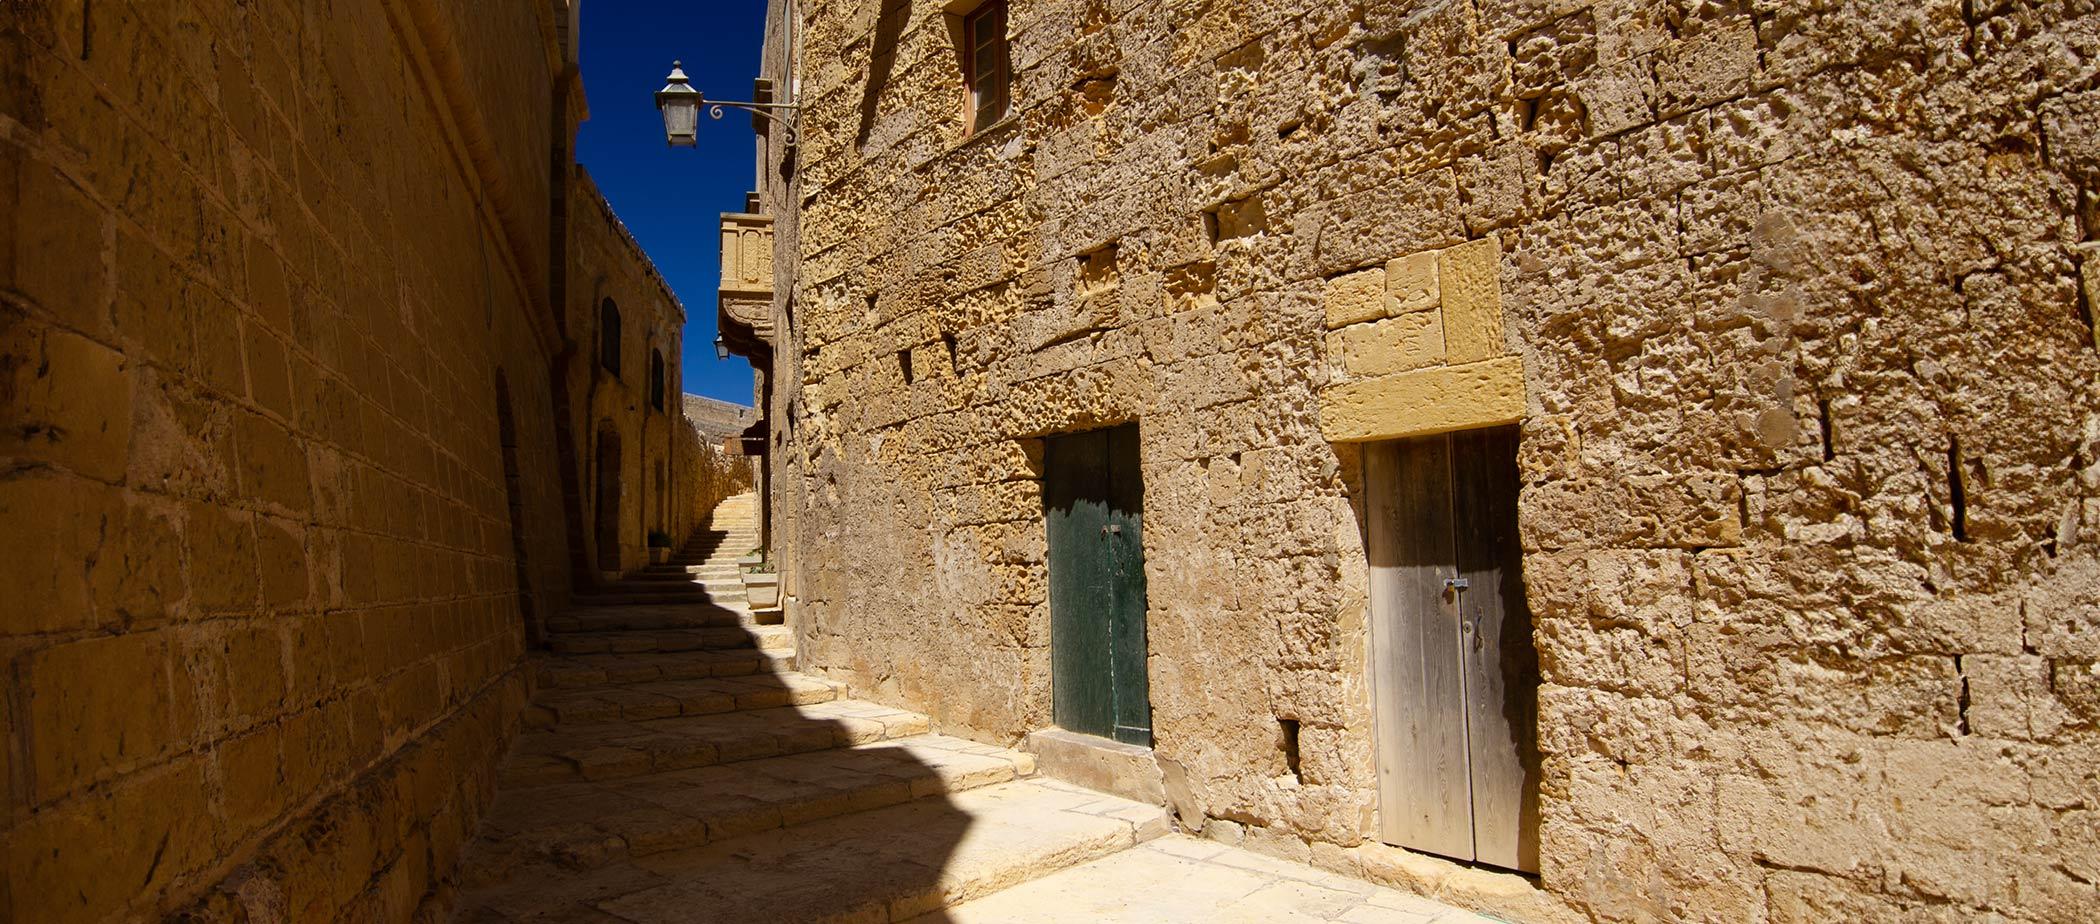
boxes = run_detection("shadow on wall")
[448,516,975,922]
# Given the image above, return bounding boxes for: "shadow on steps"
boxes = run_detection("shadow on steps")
[451,498,1163,921]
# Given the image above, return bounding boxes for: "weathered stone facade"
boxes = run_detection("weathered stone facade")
[0,2,745,920]
[564,167,743,579]
[742,0,2100,920]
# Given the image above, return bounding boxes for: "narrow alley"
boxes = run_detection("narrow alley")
[4,1,2097,922]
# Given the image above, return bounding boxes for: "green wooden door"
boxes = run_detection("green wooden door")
[1044,425,1151,746]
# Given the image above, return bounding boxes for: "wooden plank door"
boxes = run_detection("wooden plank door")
[1451,427,1541,872]
[1045,425,1151,746]
[1366,426,1538,872]
[1365,436,1475,860]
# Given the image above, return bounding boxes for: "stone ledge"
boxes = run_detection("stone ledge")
[1022,728,1167,806]
[1318,356,1527,443]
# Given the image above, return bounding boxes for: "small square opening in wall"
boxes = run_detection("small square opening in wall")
[1205,195,1268,242]
[1279,717,1303,782]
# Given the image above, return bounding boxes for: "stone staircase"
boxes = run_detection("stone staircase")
[568,494,764,609]
[455,493,1169,922]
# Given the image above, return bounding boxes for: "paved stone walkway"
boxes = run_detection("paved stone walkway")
[454,493,1482,922]
[929,835,1494,923]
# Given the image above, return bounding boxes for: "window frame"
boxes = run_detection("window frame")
[648,349,667,413]
[599,298,623,378]
[961,0,1010,133]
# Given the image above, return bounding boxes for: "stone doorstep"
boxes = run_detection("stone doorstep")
[533,650,796,689]
[1022,727,1169,806]
[498,699,936,787]
[545,624,795,656]
[528,671,846,725]
[459,735,1040,885]
[455,778,1171,924]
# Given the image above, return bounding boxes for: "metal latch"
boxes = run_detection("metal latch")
[1444,577,1470,591]
[1100,524,1122,535]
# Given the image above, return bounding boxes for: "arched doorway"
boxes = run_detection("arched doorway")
[594,422,622,572]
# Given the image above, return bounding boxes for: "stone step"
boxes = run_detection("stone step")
[526,672,845,726]
[674,539,754,549]
[544,604,746,633]
[571,589,719,606]
[497,699,934,787]
[675,537,756,551]
[626,573,743,587]
[625,570,710,582]
[687,528,757,541]
[668,552,753,565]
[534,650,795,689]
[646,562,740,574]
[459,735,1038,884]
[546,624,793,656]
[454,778,1169,923]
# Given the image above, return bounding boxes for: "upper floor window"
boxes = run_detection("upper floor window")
[964,1,1010,132]
[600,298,623,377]
[649,349,667,412]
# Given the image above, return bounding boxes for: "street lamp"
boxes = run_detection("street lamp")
[715,335,731,360]
[654,61,801,147]
[655,61,701,147]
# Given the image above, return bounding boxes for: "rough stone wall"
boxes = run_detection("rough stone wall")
[1,2,575,921]
[675,413,759,532]
[565,168,693,570]
[762,0,2100,920]
[683,392,761,443]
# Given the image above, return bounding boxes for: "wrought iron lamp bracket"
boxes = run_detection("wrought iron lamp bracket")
[705,99,801,145]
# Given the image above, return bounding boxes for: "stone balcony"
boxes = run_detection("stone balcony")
[718,211,775,357]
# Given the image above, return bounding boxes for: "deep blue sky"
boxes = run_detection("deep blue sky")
[576,2,768,406]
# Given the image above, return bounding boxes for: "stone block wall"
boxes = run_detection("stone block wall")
[677,415,759,532]
[565,168,697,574]
[2,2,574,921]
[757,0,2100,919]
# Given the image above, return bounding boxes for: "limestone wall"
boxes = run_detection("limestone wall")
[759,0,2100,919]
[676,415,759,533]
[1,2,573,921]
[565,168,694,572]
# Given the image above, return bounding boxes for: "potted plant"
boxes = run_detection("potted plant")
[646,530,673,564]
[743,560,780,609]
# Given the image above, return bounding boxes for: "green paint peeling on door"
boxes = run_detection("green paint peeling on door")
[1044,424,1150,746]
